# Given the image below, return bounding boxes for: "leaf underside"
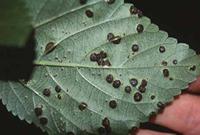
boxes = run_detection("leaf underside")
[0,0,200,135]
[0,0,32,47]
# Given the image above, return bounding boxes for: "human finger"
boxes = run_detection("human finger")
[130,129,176,135]
[150,93,200,135]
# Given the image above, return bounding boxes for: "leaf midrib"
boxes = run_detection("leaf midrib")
[33,60,199,69]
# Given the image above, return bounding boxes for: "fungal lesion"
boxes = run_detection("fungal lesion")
[157,102,165,109]
[106,74,114,83]
[132,44,139,53]
[149,111,157,118]
[107,0,115,4]
[138,79,148,93]
[78,102,88,111]
[101,117,112,133]
[39,117,48,125]
[129,126,138,133]
[163,69,169,77]
[85,9,94,18]
[107,33,122,44]
[112,80,121,88]
[136,24,144,33]
[130,5,143,18]
[134,92,142,102]
[34,107,43,117]
[190,66,196,71]
[43,88,51,97]
[151,95,155,100]
[173,60,178,65]
[55,85,61,93]
[79,0,87,5]
[161,61,168,66]
[43,42,57,55]
[57,94,62,100]
[34,106,49,125]
[129,78,138,87]
[90,51,112,66]
[125,86,132,93]
[109,100,117,109]
[159,46,166,53]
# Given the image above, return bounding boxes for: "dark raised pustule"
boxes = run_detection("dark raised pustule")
[79,0,87,4]
[106,74,114,83]
[137,24,144,33]
[163,69,169,77]
[159,46,165,53]
[98,59,103,66]
[35,107,42,117]
[129,126,138,133]
[96,54,102,62]
[151,95,155,100]
[103,60,111,66]
[111,36,122,44]
[162,61,168,66]
[113,80,121,88]
[150,112,157,118]
[190,66,196,71]
[173,60,178,65]
[109,100,117,109]
[67,132,75,135]
[45,42,56,54]
[85,10,93,18]
[78,102,88,111]
[157,102,165,109]
[134,92,142,102]
[132,44,139,52]
[98,127,105,134]
[125,86,132,93]
[107,0,115,4]
[138,10,143,18]
[90,53,97,61]
[138,85,146,93]
[43,89,51,97]
[130,6,138,14]
[141,79,147,87]
[55,85,61,93]
[102,117,110,127]
[100,51,107,58]
[91,51,110,66]
[40,117,48,125]
[107,33,115,41]
[107,33,122,44]
[57,94,62,100]
[130,78,138,87]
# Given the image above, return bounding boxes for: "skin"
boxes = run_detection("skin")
[131,76,200,135]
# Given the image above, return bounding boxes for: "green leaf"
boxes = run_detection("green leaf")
[0,0,32,47]
[1,0,200,135]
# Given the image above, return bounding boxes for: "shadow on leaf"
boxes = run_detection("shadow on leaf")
[0,31,35,80]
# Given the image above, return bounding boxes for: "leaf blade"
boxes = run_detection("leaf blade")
[0,0,32,47]
[1,0,200,135]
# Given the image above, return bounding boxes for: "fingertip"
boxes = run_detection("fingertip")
[132,129,175,135]
[188,76,200,92]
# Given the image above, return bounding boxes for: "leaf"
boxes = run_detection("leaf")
[0,0,200,135]
[0,0,32,47]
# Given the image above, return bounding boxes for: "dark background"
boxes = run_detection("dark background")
[0,0,199,134]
